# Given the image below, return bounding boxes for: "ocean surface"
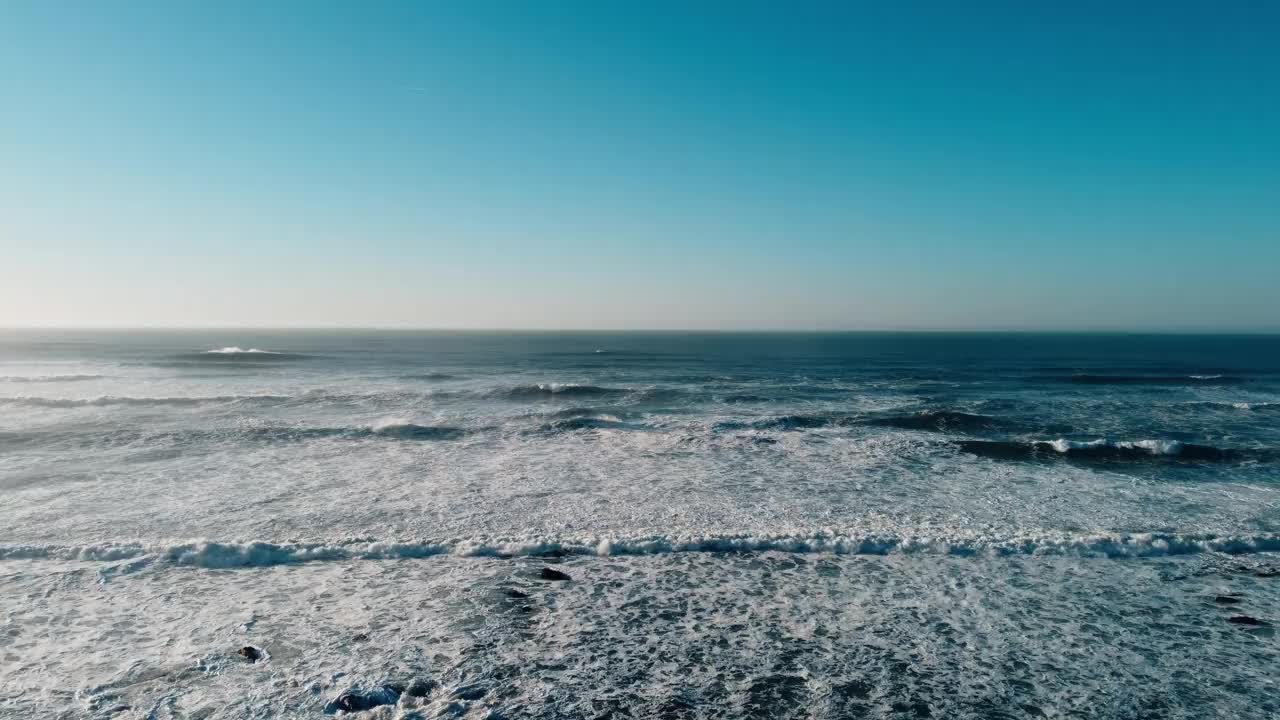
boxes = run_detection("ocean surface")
[1,330,1278,719]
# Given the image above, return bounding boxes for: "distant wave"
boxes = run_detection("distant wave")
[0,423,471,449]
[539,413,641,432]
[1182,401,1280,412]
[865,410,1002,433]
[1231,402,1280,411]
[0,374,104,383]
[4,530,1279,567]
[399,372,459,381]
[956,438,1257,462]
[1063,374,1246,386]
[718,394,772,404]
[715,414,857,431]
[367,419,467,441]
[497,384,635,400]
[0,395,292,408]
[715,410,1022,434]
[169,348,309,363]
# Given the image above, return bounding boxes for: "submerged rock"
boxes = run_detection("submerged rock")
[539,567,571,582]
[404,677,437,698]
[324,685,402,714]
[237,646,264,663]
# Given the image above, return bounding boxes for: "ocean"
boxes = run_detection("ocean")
[1,330,1277,719]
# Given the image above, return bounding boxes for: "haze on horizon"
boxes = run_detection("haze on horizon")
[2,2,1277,332]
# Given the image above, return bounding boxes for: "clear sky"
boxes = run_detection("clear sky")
[2,1,1277,330]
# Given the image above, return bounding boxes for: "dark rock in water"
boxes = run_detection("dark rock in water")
[404,677,437,698]
[237,646,263,663]
[1227,616,1268,626]
[324,685,402,714]
[1214,595,1243,605]
[539,567,571,581]
[351,632,370,642]
[504,588,530,599]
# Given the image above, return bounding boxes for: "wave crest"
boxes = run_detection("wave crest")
[368,420,467,441]
[865,410,1001,433]
[4,530,1279,567]
[498,384,633,400]
[957,438,1251,462]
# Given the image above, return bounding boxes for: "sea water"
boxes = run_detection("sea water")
[1,331,1277,718]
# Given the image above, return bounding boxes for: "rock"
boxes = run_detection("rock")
[539,567,571,582]
[404,677,437,698]
[1227,616,1268,626]
[1214,595,1243,605]
[351,632,370,642]
[324,685,402,714]
[237,646,264,663]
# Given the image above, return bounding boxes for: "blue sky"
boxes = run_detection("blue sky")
[2,1,1276,330]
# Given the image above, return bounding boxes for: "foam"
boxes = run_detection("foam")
[958,438,1247,462]
[0,374,104,383]
[0,395,292,408]
[3,530,1278,567]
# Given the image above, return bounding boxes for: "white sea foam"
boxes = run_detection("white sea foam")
[3,530,1278,567]
[0,394,291,408]
[1047,438,1185,455]
[0,374,104,383]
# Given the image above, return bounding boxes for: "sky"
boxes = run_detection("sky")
[1,1,1277,331]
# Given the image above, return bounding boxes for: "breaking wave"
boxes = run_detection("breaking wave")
[170,348,309,362]
[539,414,642,432]
[956,438,1257,462]
[207,347,279,354]
[715,414,857,431]
[3,530,1279,567]
[497,384,636,400]
[367,420,468,441]
[864,410,1003,433]
[0,374,104,383]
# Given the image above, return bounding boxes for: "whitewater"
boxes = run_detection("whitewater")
[1,330,1278,719]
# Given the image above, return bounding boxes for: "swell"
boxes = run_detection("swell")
[4,530,1279,568]
[399,372,460,381]
[494,384,681,402]
[717,409,1014,433]
[864,410,1005,433]
[956,439,1266,462]
[497,383,632,400]
[1059,374,1247,386]
[0,423,470,449]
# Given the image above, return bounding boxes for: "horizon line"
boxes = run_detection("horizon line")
[2,326,1279,336]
